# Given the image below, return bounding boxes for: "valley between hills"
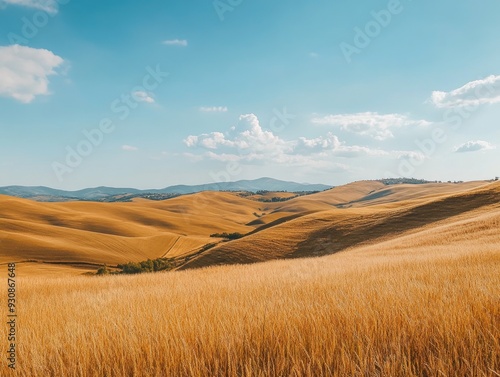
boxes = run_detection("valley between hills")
[1,179,499,376]
[1,179,498,276]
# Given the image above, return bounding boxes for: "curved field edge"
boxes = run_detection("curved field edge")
[1,236,498,376]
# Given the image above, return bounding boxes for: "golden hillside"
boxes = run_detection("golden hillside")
[0,180,497,274]
[0,180,499,375]
[181,181,499,268]
[3,196,499,376]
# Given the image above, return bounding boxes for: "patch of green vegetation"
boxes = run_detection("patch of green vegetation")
[200,242,218,251]
[210,232,244,240]
[94,258,175,276]
[94,242,221,276]
[96,264,111,275]
[117,258,175,274]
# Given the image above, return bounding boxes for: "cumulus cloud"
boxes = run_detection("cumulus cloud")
[0,44,64,103]
[454,140,495,153]
[132,90,155,103]
[296,133,341,152]
[431,75,500,108]
[162,39,188,46]
[311,112,430,140]
[185,114,289,154]
[1,0,58,14]
[122,145,138,151]
[186,132,231,149]
[199,106,228,113]
[184,114,424,170]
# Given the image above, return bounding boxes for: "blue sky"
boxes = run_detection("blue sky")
[1,0,499,189]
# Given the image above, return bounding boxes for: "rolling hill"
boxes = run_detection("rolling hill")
[0,179,497,275]
[181,180,499,268]
[0,177,331,201]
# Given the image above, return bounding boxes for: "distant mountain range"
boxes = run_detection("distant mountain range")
[0,178,332,202]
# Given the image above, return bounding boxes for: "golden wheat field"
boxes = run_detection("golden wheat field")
[0,181,499,376]
[2,239,499,376]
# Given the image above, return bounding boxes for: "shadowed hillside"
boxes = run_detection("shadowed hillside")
[180,181,499,269]
[0,180,496,274]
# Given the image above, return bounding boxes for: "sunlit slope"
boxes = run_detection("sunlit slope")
[0,180,497,273]
[247,180,391,226]
[268,180,387,213]
[345,180,489,208]
[0,192,263,266]
[5,211,498,376]
[346,204,500,261]
[181,181,500,269]
[0,182,389,269]
[269,180,488,212]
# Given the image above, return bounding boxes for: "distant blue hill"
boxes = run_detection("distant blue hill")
[0,177,332,201]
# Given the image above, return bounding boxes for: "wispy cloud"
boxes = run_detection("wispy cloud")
[199,106,228,113]
[454,140,495,153]
[1,0,58,14]
[311,112,431,140]
[133,90,155,103]
[431,75,500,108]
[0,45,64,103]
[122,145,138,151]
[162,39,188,47]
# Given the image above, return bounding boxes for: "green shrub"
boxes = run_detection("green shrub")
[96,265,110,275]
[115,258,175,275]
[210,232,244,240]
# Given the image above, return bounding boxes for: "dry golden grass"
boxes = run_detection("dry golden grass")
[0,181,499,375]
[14,262,95,276]
[0,192,262,269]
[1,233,498,376]
[0,180,493,273]
[183,181,500,268]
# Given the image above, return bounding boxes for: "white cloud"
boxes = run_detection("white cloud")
[122,145,138,151]
[185,114,289,153]
[454,140,495,153]
[199,106,228,113]
[132,90,155,103]
[431,75,500,108]
[184,135,199,148]
[311,112,430,140]
[296,133,341,151]
[162,39,188,47]
[184,114,424,171]
[184,114,292,163]
[0,44,64,103]
[296,134,396,158]
[335,145,388,158]
[1,0,58,13]
[197,132,230,149]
